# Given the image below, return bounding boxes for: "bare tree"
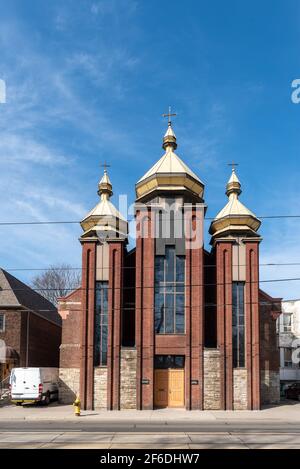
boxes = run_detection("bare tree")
[31,264,81,305]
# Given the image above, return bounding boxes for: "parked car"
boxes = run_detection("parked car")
[284,382,300,400]
[9,367,59,405]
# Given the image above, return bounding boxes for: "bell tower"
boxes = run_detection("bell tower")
[79,168,128,410]
[210,168,261,410]
[135,115,206,410]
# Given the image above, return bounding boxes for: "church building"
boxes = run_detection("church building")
[58,118,281,410]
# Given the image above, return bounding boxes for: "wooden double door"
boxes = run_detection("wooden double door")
[154,369,185,408]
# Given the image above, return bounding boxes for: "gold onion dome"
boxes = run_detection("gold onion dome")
[209,168,261,238]
[80,168,127,239]
[162,122,177,150]
[97,169,113,199]
[135,121,204,201]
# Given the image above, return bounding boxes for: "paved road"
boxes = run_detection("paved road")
[1,420,300,448]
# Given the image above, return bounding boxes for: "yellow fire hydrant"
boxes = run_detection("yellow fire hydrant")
[73,395,81,417]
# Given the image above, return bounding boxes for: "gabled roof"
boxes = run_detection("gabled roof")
[0,269,61,326]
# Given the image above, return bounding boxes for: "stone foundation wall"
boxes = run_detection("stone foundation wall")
[261,370,280,405]
[233,369,247,409]
[93,367,107,409]
[59,368,80,404]
[203,349,221,410]
[120,348,137,409]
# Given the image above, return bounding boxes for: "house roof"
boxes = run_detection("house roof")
[0,269,61,326]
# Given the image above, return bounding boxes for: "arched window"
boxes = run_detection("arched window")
[155,246,185,334]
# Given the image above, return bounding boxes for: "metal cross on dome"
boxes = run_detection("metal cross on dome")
[101,161,110,172]
[227,161,239,171]
[162,106,177,125]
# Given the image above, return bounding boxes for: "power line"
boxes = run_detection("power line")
[22,298,285,314]
[1,275,300,294]
[4,262,300,272]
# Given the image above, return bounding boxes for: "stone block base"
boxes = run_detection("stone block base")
[59,368,80,404]
[203,349,221,410]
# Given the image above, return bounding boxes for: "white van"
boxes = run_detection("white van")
[10,368,59,405]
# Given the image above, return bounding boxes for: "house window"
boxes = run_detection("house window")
[283,313,292,332]
[94,282,108,366]
[0,313,5,332]
[232,282,245,368]
[284,348,293,368]
[155,246,185,334]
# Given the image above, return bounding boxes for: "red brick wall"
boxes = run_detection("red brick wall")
[0,310,21,360]
[259,290,281,372]
[58,288,82,368]
[0,309,61,368]
[24,312,61,367]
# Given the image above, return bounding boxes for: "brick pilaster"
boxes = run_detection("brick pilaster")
[245,241,260,410]
[107,241,124,410]
[216,241,233,410]
[135,209,155,410]
[80,240,97,410]
[186,209,204,410]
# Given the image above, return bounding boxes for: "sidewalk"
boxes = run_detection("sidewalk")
[1,401,300,422]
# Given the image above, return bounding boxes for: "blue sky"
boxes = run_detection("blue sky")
[0,0,300,299]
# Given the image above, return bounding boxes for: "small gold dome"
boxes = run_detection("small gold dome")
[210,169,261,239]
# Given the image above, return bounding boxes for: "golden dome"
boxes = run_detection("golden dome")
[209,169,261,238]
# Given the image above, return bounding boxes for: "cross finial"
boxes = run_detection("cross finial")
[101,161,110,172]
[162,106,177,126]
[227,161,239,172]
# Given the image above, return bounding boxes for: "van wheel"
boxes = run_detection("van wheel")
[44,393,50,406]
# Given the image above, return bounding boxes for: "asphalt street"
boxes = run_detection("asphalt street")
[1,402,300,448]
[1,419,300,448]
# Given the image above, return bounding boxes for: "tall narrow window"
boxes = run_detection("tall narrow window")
[155,246,185,334]
[232,282,245,368]
[0,313,5,332]
[94,281,108,366]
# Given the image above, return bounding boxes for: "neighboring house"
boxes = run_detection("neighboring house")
[59,120,282,410]
[277,299,300,394]
[0,269,62,384]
